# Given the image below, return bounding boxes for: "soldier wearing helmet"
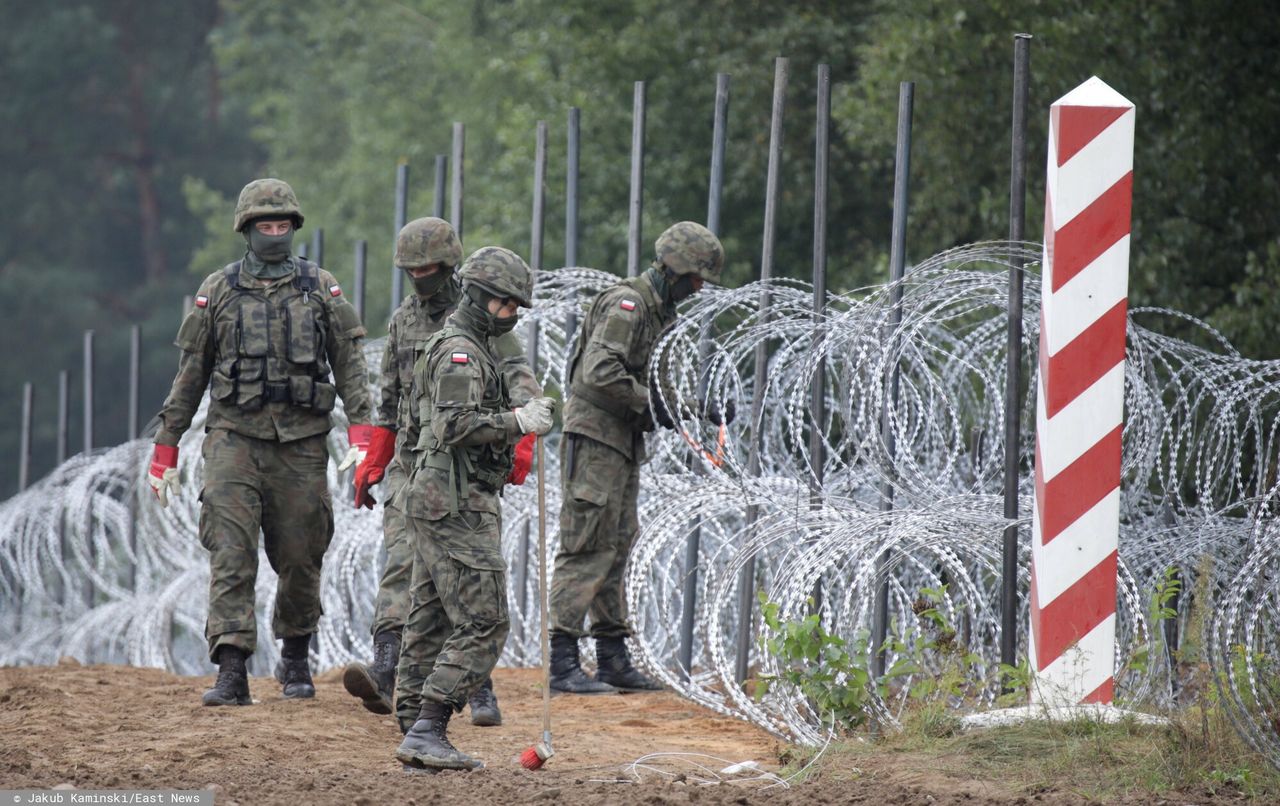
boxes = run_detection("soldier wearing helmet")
[148,178,373,706]
[548,221,729,694]
[392,246,556,772]
[341,219,537,729]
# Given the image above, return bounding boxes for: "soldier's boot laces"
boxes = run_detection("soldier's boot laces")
[343,631,399,714]
[468,677,502,726]
[202,646,251,707]
[396,701,483,771]
[274,636,316,699]
[548,633,617,695]
[595,636,663,691]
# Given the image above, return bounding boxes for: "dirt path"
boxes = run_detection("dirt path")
[0,662,1111,804]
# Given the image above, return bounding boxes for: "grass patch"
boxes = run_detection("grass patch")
[781,704,1280,802]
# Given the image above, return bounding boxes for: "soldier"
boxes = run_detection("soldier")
[146,178,373,706]
[342,218,536,727]
[394,247,555,771]
[549,221,729,694]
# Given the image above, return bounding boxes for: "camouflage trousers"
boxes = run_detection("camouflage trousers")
[370,462,412,637]
[549,434,640,639]
[198,428,334,661]
[395,509,509,726]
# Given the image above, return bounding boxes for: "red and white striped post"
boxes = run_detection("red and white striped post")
[1029,76,1135,707]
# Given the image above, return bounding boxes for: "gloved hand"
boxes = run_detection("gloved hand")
[338,424,374,472]
[148,444,180,508]
[508,433,536,485]
[701,395,736,426]
[649,386,676,430]
[514,396,555,436]
[353,426,397,509]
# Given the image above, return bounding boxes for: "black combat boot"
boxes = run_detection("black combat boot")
[595,636,663,691]
[467,676,502,726]
[274,635,315,699]
[343,631,400,714]
[548,632,617,695]
[395,700,482,771]
[202,645,252,706]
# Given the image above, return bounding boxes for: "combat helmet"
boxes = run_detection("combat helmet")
[654,221,723,283]
[395,217,463,269]
[233,178,304,232]
[459,247,534,308]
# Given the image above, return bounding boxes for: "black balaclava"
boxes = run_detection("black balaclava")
[407,265,453,299]
[242,218,296,279]
[457,284,518,337]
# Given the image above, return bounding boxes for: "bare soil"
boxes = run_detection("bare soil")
[0,662,1211,804]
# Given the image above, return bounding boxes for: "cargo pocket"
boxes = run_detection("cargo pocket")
[560,482,608,554]
[445,545,508,628]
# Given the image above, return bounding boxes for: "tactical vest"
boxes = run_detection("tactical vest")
[412,325,513,515]
[208,259,338,413]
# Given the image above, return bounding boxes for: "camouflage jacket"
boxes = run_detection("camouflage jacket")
[156,257,372,446]
[376,277,539,494]
[398,316,527,520]
[562,271,674,461]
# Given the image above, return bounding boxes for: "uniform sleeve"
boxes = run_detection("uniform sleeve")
[322,272,373,426]
[155,277,217,446]
[430,342,523,448]
[578,293,649,417]
[494,330,542,408]
[373,316,401,429]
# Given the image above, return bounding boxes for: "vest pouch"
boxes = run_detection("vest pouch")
[209,369,236,402]
[236,299,270,358]
[285,299,319,365]
[288,375,316,408]
[312,380,336,413]
[235,357,265,383]
[236,378,265,411]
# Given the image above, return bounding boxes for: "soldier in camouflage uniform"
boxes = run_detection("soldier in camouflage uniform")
[342,218,537,727]
[549,221,728,694]
[394,247,555,771]
[147,178,374,706]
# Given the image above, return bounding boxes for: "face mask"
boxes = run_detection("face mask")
[408,267,452,298]
[668,272,698,302]
[490,313,519,336]
[247,227,294,263]
[461,285,520,337]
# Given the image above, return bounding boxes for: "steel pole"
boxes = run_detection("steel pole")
[735,57,788,685]
[566,108,580,268]
[82,330,95,454]
[19,382,32,492]
[451,123,466,242]
[809,65,832,616]
[353,240,368,324]
[392,162,409,315]
[679,71,731,682]
[311,228,324,267]
[57,370,69,465]
[1001,32,1033,680]
[128,325,141,441]
[515,121,547,636]
[872,82,915,681]
[626,81,646,277]
[433,154,448,219]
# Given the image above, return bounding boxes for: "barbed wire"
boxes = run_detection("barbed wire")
[3,245,1280,761]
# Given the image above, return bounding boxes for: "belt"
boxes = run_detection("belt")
[264,382,291,403]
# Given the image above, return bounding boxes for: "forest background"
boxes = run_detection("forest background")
[2,0,1277,493]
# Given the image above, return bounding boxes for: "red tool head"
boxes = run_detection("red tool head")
[519,740,554,771]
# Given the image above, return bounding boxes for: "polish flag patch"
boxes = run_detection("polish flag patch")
[451,353,470,364]
[194,295,209,308]
[619,299,637,311]
[329,284,343,297]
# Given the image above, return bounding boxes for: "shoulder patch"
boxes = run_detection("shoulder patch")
[195,295,209,308]
[329,284,342,297]
[619,299,637,311]
[451,352,470,364]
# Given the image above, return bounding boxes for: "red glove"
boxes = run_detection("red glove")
[354,426,397,509]
[508,433,535,485]
[148,444,180,507]
[338,424,374,472]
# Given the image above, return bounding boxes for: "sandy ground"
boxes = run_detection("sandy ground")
[0,661,1164,804]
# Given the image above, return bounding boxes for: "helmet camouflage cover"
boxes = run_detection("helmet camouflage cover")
[395,217,463,269]
[459,246,534,308]
[654,221,724,283]
[233,178,304,232]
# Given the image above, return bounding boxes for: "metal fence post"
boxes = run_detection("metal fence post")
[809,65,832,615]
[735,57,788,685]
[392,162,410,315]
[451,123,466,242]
[627,81,646,278]
[18,382,32,492]
[311,227,324,267]
[353,240,368,324]
[434,154,448,219]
